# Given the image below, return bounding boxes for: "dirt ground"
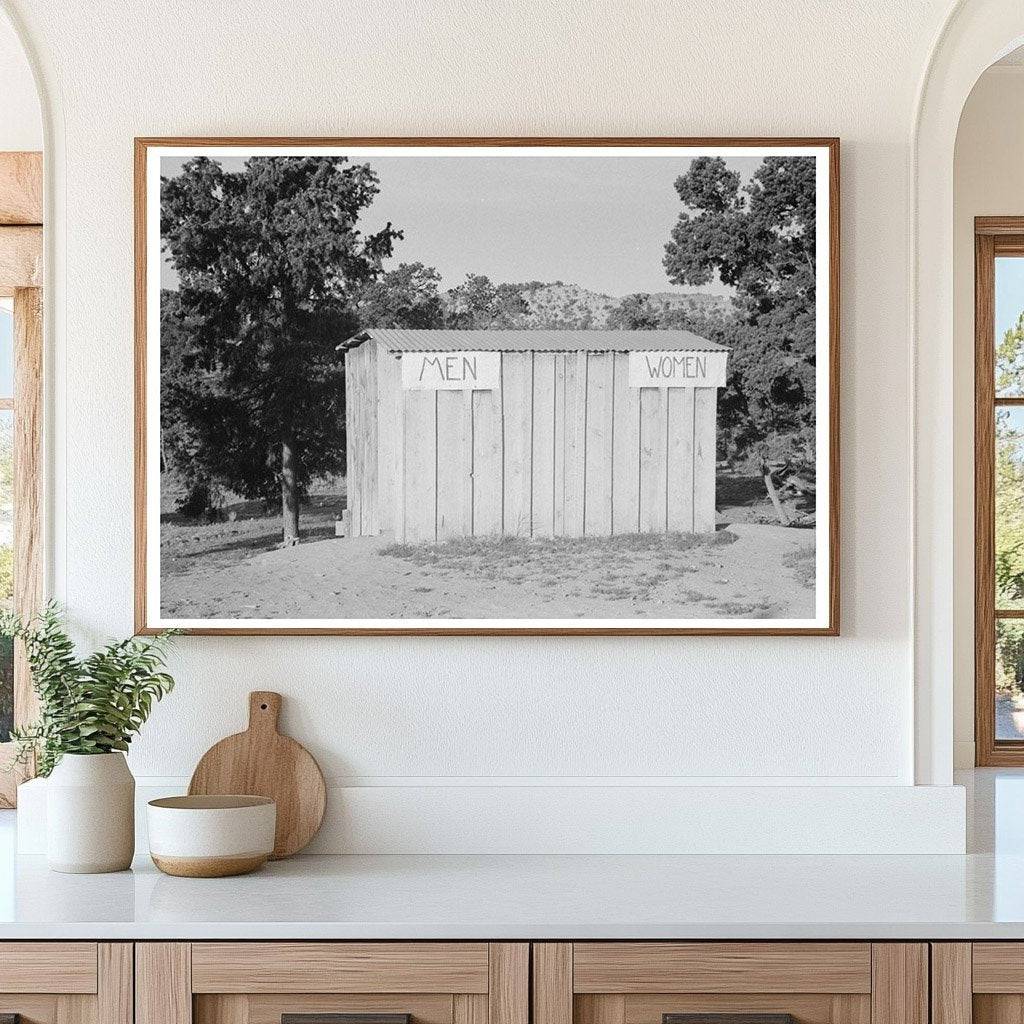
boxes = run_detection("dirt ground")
[159,471,816,621]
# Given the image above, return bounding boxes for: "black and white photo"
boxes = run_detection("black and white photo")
[136,139,838,634]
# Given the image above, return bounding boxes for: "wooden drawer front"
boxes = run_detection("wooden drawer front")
[973,944,1024,992]
[196,993,462,1024]
[0,944,129,1024]
[577,993,870,1024]
[0,994,92,1023]
[191,943,490,994]
[141,943,526,1024]
[572,944,873,995]
[0,942,98,993]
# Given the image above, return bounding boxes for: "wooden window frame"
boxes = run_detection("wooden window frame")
[975,217,1024,764]
[0,151,43,806]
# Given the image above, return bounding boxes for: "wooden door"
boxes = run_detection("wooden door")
[0,942,132,1024]
[534,943,927,1024]
[137,942,528,1024]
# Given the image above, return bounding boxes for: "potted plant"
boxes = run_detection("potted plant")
[1,603,177,873]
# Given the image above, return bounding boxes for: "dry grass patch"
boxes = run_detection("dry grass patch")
[781,544,815,589]
[380,530,737,604]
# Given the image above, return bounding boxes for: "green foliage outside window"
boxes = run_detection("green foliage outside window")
[993,317,1024,698]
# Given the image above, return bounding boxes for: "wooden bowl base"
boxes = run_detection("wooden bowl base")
[151,853,268,878]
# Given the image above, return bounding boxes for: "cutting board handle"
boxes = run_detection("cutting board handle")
[248,691,282,734]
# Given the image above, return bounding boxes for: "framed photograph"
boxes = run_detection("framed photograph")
[135,137,839,636]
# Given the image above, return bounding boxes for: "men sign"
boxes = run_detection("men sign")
[401,351,501,390]
[628,350,728,388]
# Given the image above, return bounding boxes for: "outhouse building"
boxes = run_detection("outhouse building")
[341,329,729,544]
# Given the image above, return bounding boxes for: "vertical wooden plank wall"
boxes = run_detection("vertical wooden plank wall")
[345,341,378,537]
[693,386,718,533]
[639,387,667,532]
[563,351,587,537]
[473,386,503,535]
[532,353,557,537]
[666,388,695,532]
[436,389,468,539]
[354,342,368,534]
[362,342,379,536]
[376,346,397,534]
[344,348,358,534]
[552,355,566,536]
[503,353,533,536]
[611,352,640,534]
[354,347,719,540]
[584,353,614,536]
[404,388,437,542]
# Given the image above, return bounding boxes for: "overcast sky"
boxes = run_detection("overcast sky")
[160,153,763,297]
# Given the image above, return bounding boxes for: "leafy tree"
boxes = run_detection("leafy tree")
[998,622,1024,696]
[159,289,219,516]
[663,155,816,468]
[607,294,660,330]
[445,273,529,328]
[160,156,400,544]
[992,316,1024,611]
[997,310,1024,395]
[996,406,1024,607]
[358,262,444,328]
[983,316,1024,696]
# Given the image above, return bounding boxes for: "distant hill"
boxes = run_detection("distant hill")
[442,280,732,329]
[518,282,732,327]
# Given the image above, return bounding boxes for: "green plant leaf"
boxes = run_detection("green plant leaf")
[4,604,178,776]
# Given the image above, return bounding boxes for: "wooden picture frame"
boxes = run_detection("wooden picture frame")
[135,137,840,636]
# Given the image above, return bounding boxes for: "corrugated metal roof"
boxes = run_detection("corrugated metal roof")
[342,328,729,353]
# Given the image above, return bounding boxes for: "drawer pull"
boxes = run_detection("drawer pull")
[665,1016,796,1024]
[283,1016,411,1024]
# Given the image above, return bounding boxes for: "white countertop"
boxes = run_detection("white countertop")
[1,849,1023,940]
[1,769,1022,941]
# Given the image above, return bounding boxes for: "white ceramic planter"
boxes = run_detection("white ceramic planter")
[46,752,135,873]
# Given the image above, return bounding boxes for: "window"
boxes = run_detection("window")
[0,150,43,805]
[976,220,1024,764]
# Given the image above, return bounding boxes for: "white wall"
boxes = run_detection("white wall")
[0,9,39,151]
[0,0,974,851]
[952,65,1024,768]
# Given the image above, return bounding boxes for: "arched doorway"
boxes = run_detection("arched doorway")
[914,0,1024,785]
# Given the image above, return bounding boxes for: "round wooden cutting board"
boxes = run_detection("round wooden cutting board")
[188,691,326,859]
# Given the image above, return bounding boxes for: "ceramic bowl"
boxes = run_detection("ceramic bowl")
[147,795,276,877]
